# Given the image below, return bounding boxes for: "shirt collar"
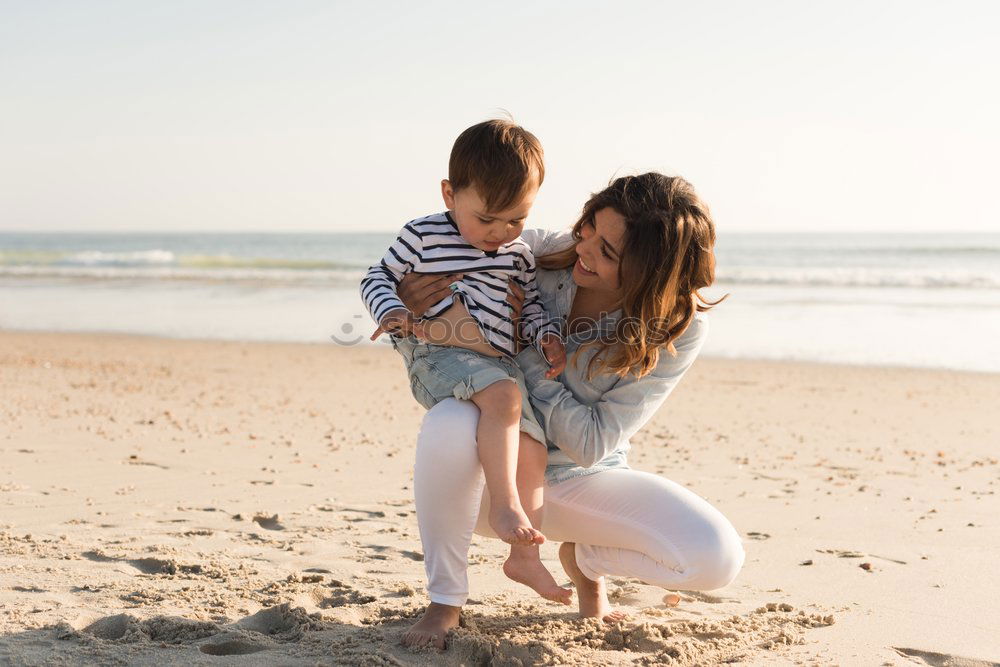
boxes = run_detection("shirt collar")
[444,210,502,257]
[554,269,623,342]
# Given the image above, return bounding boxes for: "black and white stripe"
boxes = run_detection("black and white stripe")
[360,212,560,357]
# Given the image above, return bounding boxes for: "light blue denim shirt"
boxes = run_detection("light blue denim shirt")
[516,228,710,486]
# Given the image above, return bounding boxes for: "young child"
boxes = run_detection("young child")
[360,119,572,605]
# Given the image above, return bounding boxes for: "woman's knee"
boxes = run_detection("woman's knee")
[681,516,745,590]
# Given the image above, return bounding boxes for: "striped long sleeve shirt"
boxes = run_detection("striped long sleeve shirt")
[360,212,561,357]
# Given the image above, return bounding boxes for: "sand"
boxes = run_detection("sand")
[1,330,998,665]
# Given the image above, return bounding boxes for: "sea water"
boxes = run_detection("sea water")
[2,231,998,372]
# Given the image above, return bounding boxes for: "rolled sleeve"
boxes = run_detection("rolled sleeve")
[519,227,576,257]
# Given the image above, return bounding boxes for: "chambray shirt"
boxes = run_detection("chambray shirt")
[516,228,710,486]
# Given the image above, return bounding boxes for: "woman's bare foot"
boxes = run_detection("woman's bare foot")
[400,602,461,650]
[503,547,573,605]
[489,503,544,546]
[558,542,629,623]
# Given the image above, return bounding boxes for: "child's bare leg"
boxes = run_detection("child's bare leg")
[502,433,573,605]
[470,381,541,547]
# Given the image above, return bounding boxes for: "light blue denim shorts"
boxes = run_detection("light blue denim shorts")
[391,336,545,443]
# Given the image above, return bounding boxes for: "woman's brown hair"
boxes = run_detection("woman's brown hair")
[537,172,723,379]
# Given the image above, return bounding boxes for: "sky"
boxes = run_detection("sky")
[1,0,998,233]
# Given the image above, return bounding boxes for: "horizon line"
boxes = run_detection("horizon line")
[1,228,996,236]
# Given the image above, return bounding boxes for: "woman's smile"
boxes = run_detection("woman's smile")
[576,257,598,276]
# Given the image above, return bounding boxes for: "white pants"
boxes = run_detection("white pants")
[414,399,746,607]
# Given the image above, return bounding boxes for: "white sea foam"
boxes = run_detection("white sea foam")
[3,263,997,290]
[715,267,1000,289]
[0,247,368,285]
[60,249,176,266]
[0,264,366,286]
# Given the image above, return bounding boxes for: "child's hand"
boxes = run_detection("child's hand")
[370,308,425,341]
[539,334,566,379]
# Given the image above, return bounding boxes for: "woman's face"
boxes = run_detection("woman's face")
[573,206,626,293]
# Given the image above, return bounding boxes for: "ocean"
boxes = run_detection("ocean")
[2,231,998,372]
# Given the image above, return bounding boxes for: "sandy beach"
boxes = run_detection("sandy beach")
[1,330,998,665]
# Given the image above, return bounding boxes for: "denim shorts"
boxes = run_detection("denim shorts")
[391,336,546,444]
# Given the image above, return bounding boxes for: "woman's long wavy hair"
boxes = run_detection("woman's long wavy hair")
[537,172,724,379]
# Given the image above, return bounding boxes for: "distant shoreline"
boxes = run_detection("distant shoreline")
[2,328,997,377]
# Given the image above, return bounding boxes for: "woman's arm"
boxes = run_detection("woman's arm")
[516,315,709,468]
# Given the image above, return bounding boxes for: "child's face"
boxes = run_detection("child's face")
[441,178,539,252]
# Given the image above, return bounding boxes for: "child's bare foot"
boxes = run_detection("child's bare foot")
[489,504,544,546]
[400,602,461,650]
[503,550,573,605]
[558,542,629,623]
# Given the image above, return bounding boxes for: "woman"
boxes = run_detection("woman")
[395,173,745,649]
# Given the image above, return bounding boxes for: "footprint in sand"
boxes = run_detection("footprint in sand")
[199,638,269,656]
[176,506,223,513]
[126,455,169,470]
[82,550,205,577]
[312,585,376,608]
[818,549,908,565]
[180,529,214,537]
[341,508,387,519]
[65,606,321,658]
[678,590,740,604]
[130,557,179,575]
[361,544,392,560]
[78,613,220,642]
[235,603,323,640]
[893,647,999,666]
[252,513,286,531]
[80,614,143,640]
[81,550,116,563]
[70,584,104,593]
[817,548,866,558]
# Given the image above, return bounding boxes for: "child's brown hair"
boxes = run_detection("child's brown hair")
[448,119,544,212]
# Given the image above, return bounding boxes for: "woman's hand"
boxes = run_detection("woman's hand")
[399,272,463,316]
[507,281,525,320]
[507,281,526,351]
[368,273,461,341]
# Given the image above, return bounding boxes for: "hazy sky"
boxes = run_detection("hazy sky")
[2,1,998,233]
